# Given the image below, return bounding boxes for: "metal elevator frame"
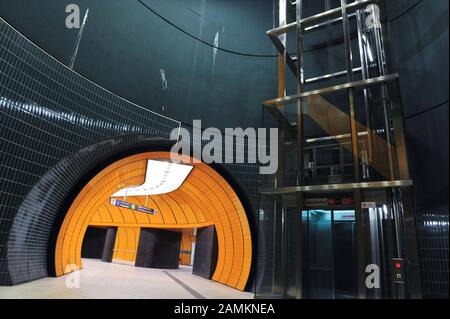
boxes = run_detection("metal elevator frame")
[258,0,422,299]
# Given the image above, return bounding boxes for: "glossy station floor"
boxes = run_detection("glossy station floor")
[0,259,254,299]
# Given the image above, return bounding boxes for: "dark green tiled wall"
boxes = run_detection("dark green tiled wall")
[0,17,177,283]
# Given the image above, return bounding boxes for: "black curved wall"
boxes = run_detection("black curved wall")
[385,0,449,299]
[387,0,449,207]
[0,0,277,130]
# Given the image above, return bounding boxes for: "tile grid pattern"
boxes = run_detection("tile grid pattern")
[0,18,180,284]
[181,124,262,205]
[416,205,449,299]
[7,136,170,284]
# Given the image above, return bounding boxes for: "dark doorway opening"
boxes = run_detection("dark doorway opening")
[81,227,108,259]
[135,229,182,269]
[193,226,218,279]
[81,226,117,262]
[301,209,358,299]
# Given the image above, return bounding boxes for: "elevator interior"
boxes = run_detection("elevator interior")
[256,0,422,299]
[277,189,409,299]
[301,208,357,299]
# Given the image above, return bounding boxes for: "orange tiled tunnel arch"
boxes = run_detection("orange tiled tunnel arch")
[54,152,253,291]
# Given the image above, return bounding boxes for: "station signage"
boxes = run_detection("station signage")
[305,197,354,207]
[110,198,157,215]
[305,198,329,207]
[361,202,377,209]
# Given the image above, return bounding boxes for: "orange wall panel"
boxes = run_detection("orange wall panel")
[55,152,252,291]
[179,229,195,266]
[113,227,140,262]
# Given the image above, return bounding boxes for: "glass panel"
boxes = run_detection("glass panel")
[302,14,348,91]
[333,210,358,298]
[286,208,300,298]
[354,84,394,181]
[302,91,354,185]
[277,89,354,187]
[255,197,284,298]
[361,190,397,299]
[304,210,334,298]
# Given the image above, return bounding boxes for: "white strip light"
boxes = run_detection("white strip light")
[111,160,193,197]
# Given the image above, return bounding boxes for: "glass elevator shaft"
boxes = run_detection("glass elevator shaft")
[256,0,422,299]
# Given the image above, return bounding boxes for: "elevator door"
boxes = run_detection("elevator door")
[302,209,357,299]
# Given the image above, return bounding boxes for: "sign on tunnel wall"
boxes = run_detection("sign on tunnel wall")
[110,198,157,215]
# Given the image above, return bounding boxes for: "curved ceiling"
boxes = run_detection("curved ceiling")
[110,159,194,196]
[55,152,252,291]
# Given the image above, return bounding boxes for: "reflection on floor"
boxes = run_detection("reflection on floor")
[0,259,254,299]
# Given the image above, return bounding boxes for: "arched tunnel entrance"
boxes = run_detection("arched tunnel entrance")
[55,152,252,290]
[6,136,256,292]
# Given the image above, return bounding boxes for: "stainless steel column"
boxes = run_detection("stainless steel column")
[341,0,367,299]
[294,0,305,300]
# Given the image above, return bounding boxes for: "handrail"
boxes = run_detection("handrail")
[267,0,378,36]
[263,74,399,106]
[261,180,414,195]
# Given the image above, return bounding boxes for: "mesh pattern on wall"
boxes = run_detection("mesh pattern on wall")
[180,124,261,205]
[416,206,449,299]
[0,18,181,284]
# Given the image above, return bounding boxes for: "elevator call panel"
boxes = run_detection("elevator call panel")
[392,258,406,284]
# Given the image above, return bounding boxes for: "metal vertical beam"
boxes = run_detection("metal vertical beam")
[341,0,367,299]
[341,0,358,178]
[294,0,305,300]
[280,207,288,298]
[272,200,283,295]
[356,10,375,173]
[379,2,421,298]
[294,194,303,299]
[399,187,423,299]
[371,4,396,181]
[341,0,354,82]
[354,190,367,298]
[295,0,304,186]
[275,0,287,298]
[330,209,336,299]
[390,188,405,299]
[387,79,411,180]
[276,0,287,188]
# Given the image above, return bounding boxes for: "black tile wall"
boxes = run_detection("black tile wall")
[180,123,261,205]
[0,17,262,285]
[416,206,449,299]
[0,17,182,285]
[7,136,176,285]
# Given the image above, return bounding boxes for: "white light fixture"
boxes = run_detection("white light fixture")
[111,159,193,197]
